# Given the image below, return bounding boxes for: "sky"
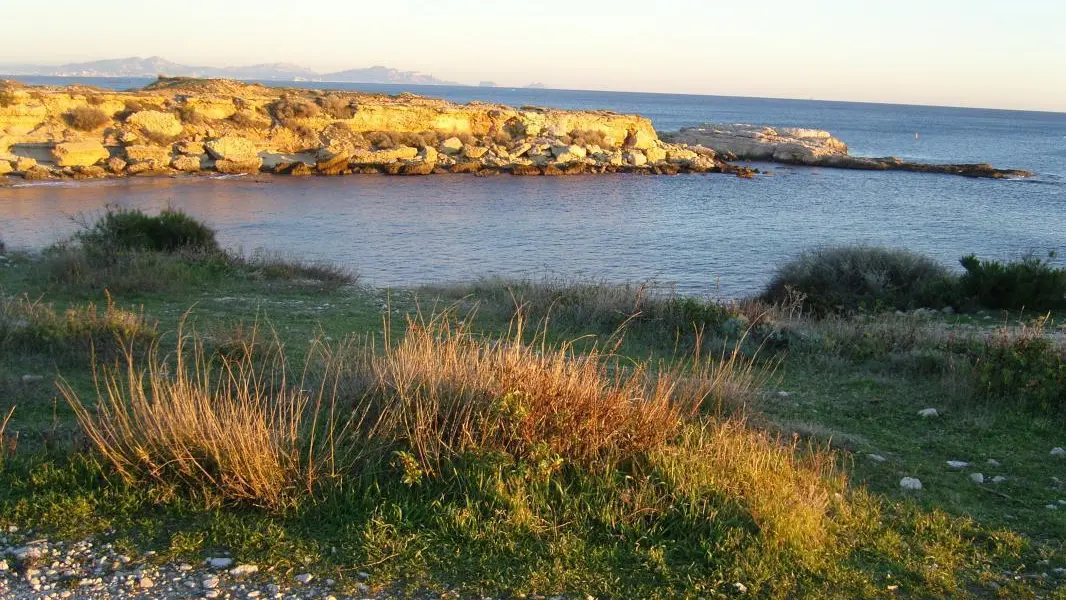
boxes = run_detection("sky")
[2,0,1065,112]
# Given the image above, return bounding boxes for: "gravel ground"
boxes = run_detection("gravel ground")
[0,526,384,600]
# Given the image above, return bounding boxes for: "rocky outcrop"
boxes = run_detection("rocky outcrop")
[663,124,1032,179]
[0,77,733,182]
[52,141,109,167]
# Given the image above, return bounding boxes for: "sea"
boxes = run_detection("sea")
[2,76,1064,297]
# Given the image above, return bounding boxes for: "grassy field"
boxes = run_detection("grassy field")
[1,230,1064,598]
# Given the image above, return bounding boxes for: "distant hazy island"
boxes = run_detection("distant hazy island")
[0,56,459,85]
[0,76,1030,183]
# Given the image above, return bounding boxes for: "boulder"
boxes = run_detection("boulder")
[624,150,647,167]
[171,155,202,172]
[176,141,205,155]
[624,129,657,150]
[463,145,489,159]
[124,145,171,163]
[71,165,107,179]
[418,145,438,164]
[439,137,464,154]
[399,161,435,176]
[666,147,699,162]
[508,143,531,159]
[14,156,37,172]
[106,157,127,173]
[205,136,259,162]
[315,147,351,175]
[551,144,587,163]
[351,146,418,164]
[644,146,667,163]
[126,110,183,138]
[215,158,262,174]
[52,141,109,167]
[511,164,542,176]
[449,161,482,174]
[0,160,12,175]
[22,165,54,180]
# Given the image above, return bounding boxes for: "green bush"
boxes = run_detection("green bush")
[959,252,1066,311]
[968,323,1065,414]
[76,207,219,253]
[762,246,957,315]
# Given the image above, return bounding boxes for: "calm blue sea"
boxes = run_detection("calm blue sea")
[2,76,1065,296]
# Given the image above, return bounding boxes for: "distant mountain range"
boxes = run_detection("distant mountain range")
[0,56,460,85]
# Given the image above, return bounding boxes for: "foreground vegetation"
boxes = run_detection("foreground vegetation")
[1,213,1064,598]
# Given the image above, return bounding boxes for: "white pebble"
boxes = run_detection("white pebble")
[992,476,1008,484]
[733,582,748,593]
[294,573,314,584]
[206,558,233,569]
[1051,447,1065,457]
[138,577,154,589]
[987,459,1001,467]
[970,473,985,484]
[868,454,887,463]
[900,477,923,490]
[1046,504,1059,510]
[230,564,258,577]
[946,460,969,469]
[202,576,220,589]
[918,408,939,418]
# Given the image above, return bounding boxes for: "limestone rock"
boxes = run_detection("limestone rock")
[351,146,418,164]
[205,136,259,162]
[0,160,12,175]
[177,141,205,155]
[52,141,109,167]
[946,460,969,469]
[508,143,532,159]
[106,157,127,173]
[918,408,939,418]
[969,473,985,484]
[645,145,667,163]
[171,155,202,172]
[439,137,464,154]
[126,110,183,138]
[551,144,587,163]
[463,145,489,159]
[418,145,438,164]
[14,156,36,172]
[215,158,262,174]
[666,147,699,162]
[22,165,53,180]
[124,145,171,163]
[71,165,107,179]
[1052,447,1065,457]
[625,129,656,150]
[624,150,647,167]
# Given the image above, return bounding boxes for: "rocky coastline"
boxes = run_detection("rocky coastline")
[0,77,742,182]
[0,78,1032,184]
[663,124,1033,179]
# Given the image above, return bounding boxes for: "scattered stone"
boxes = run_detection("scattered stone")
[357,571,370,581]
[20,374,44,383]
[987,459,1001,467]
[171,155,202,172]
[14,156,37,172]
[970,473,985,484]
[733,582,748,594]
[138,576,155,589]
[206,558,233,569]
[440,137,464,154]
[868,454,887,463]
[229,564,258,577]
[463,145,490,159]
[946,460,969,469]
[52,141,109,167]
[202,576,220,589]
[294,573,314,584]
[918,408,939,418]
[992,476,1008,484]
[1047,504,1059,511]
[775,390,791,399]
[1051,447,1065,457]
[215,158,263,174]
[106,157,127,173]
[900,477,923,490]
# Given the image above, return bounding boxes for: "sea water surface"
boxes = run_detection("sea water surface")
[2,77,1065,296]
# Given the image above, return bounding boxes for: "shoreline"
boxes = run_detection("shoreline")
[0,77,1029,184]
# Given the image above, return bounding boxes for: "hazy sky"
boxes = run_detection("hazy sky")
[3,0,1065,111]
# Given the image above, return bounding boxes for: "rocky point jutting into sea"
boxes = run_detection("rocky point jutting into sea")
[0,77,1031,182]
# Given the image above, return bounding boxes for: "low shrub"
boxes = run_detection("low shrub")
[316,94,356,119]
[63,107,111,131]
[959,252,1066,311]
[228,110,269,129]
[762,246,958,315]
[968,320,1065,414]
[173,105,211,126]
[569,129,611,148]
[272,97,321,121]
[75,207,219,254]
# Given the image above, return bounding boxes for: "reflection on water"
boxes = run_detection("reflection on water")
[2,171,1063,297]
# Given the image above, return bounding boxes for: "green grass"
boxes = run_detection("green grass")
[2,243,1065,598]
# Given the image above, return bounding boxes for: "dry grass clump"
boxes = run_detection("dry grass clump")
[0,294,157,360]
[228,110,270,129]
[62,332,349,510]
[272,96,321,121]
[356,314,733,472]
[64,106,111,131]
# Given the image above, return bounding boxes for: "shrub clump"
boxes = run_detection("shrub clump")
[959,252,1066,311]
[967,320,1065,414]
[316,94,356,119]
[763,246,957,315]
[75,207,219,253]
[272,96,321,121]
[64,107,111,131]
